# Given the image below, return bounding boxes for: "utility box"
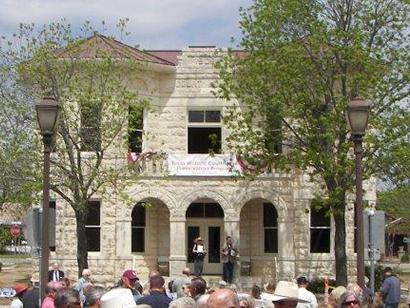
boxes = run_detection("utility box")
[363,210,385,261]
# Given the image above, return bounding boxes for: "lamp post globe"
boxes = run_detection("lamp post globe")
[35,96,60,301]
[346,97,370,289]
[347,98,371,137]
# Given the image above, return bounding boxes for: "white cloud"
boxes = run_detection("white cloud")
[0,0,252,48]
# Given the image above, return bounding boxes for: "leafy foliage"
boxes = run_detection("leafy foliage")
[377,185,410,234]
[0,51,41,209]
[214,0,410,284]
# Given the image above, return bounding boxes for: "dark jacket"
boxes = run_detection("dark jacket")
[48,270,65,282]
[135,290,172,308]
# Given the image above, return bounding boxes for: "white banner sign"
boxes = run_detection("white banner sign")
[167,154,239,176]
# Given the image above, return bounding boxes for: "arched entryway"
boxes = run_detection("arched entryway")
[240,198,278,278]
[131,199,170,271]
[185,199,224,274]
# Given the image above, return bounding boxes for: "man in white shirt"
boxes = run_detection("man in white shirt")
[296,277,318,308]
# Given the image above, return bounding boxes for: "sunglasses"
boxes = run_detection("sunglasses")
[342,300,359,307]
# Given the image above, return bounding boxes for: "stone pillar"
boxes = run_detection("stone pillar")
[277,214,296,280]
[169,215,187,277]
[116,218,131,257]
[224,212,241,280]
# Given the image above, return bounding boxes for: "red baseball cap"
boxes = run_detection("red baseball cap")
[122,270,138,280]
[15,283,29,295]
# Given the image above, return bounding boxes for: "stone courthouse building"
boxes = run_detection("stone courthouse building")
[51,36,376,285]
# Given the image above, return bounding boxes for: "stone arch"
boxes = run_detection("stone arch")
[125,187,178,218]
[235,188,289,219]
[179,189,231,218]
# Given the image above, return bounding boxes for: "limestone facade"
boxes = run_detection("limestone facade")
[50,46,376,286]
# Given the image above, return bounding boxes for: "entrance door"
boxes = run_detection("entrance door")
[187,219,224,274]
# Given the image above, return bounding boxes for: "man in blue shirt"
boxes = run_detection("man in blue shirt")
[136,275,171,308]
[380,267,401,308]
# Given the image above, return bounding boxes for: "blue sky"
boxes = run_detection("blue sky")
[0,0,252,49]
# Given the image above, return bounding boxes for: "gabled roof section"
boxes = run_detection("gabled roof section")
[57,34,175,66]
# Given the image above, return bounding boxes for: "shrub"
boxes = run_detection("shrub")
[400,254,409,263]
[365,264,385,291]
[307,278,336,294]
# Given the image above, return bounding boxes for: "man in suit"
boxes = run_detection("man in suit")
[48,263,65,282]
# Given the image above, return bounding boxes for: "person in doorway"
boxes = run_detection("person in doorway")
[221,236,238,284]
[192,237,206,276]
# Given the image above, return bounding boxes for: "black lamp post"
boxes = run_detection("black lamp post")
[35,97,60,301]
[347,97,370,289]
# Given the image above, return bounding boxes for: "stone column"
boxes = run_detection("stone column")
[277,214,296,280]
[169,215,187,277]
[116,218,131,257]
[224,212,241,280]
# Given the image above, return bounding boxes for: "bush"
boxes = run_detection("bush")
[307,278,336,294]
[400,254,409,263]
[365,264,385,291]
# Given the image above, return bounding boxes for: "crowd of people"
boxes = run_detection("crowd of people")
[7,264,410,308]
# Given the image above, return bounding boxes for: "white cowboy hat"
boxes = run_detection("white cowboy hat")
[261,281,309,303]
[100,288,137,308]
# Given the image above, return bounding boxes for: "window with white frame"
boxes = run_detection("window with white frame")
[131,203,146,252]
[263,202,278,253]
[86,200,101,252]
[310,206,331,253]
[187,110,221,154]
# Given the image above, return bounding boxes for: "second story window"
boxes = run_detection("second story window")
[81,102,101,151]
[188,110,221,154]
[266,112,282,154]
[128,105,143,153]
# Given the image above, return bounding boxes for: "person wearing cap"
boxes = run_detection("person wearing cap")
[380,267,401,308]
[135,275,172,308]
[22,273,40,308]
[296,277,317,308]
[99,288,136,308]
[119,269,143,302]
[10,283,28,308]
[261,281,309,308]
[192,237,206,276]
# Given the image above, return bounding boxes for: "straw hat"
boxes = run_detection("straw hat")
[100,288,137,308]
[261,281,309,303]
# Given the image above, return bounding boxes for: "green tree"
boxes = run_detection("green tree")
[378,185,410,234]
[0,56,41,209]
[1,21,147,276]
[214,0,410,284]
